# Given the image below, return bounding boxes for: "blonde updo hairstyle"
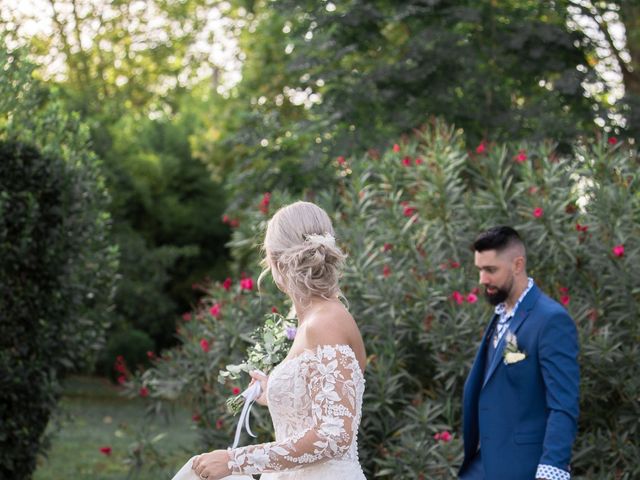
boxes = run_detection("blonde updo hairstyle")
[260,201,347,305]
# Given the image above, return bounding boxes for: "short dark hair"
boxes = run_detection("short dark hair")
[472,226,524,253]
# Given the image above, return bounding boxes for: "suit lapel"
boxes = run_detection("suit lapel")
[481,284,541,389]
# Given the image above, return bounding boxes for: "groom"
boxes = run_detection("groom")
[459,226,579,480]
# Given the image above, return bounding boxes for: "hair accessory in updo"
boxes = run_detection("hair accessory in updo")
[304,233,336,248]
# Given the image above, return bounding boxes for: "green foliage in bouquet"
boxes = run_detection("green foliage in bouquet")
[219,312,296,415]
[130,121,638,479]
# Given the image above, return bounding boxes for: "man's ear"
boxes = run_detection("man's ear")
[513,255,526,275]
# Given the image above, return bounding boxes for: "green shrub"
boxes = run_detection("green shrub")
[0,43,117,478]
[132,122,639,479]
[96,329,156,383]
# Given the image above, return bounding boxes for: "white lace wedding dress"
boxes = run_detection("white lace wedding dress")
[227,344,366,479]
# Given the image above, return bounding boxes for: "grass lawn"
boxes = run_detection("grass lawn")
[34,375,199,480]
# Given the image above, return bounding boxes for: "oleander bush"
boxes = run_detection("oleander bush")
[132,121,638,479]
[0,44,118,478]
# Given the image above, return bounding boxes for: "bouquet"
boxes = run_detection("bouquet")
[218,312,297,415]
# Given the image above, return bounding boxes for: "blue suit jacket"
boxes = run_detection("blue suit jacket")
[459,284,580,479]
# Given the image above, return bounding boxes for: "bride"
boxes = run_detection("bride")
[190,201,367,480]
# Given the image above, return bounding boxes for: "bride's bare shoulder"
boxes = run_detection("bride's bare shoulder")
[302,302,362,349]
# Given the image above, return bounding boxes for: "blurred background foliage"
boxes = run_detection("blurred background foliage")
[0,0,639,478]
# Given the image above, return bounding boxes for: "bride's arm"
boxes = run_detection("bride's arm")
[227,320,363,474]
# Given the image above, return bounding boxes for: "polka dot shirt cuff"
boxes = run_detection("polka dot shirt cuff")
[536,464,570,480]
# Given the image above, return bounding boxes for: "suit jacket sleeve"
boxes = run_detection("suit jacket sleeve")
[538,310,580,470]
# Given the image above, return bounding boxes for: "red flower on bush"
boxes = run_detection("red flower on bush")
[222,277,232,291]
[216,418,224,429]
[240,277,254,290]
[232,386,241,396]
[222,214,230,224]
[475,142,487,154]
[117,375,127,385]
[383,243,393,252]
[559,287,569,294]
[415,157,423,165]
[182,312,192,321]
[403,205,417,217]
[115,362,126,374]
[576,223,588,232]
[560,295,570,306]
[139,386,149,398]
[383,265,391,278]
[466,293,478,304]
[608,137,618,145]
[337,155,346,166]
[449,260,460,269]
[192,413,201,422]
[271,306,278,313]
[200,339,210,353]
[99,446,112,456]
[612,244,625,257]
[451,291,464,305]
[402,156,412,167]
[433,431,452,442]
[259,192,271,214]
[146,350,155,359]
[393,143,400,152]
[230,219,240,228]
[515,150,527,163]
[533,207,544,218]
[209,303,221,318]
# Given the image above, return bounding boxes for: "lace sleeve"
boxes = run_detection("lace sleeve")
[227,345,363,474]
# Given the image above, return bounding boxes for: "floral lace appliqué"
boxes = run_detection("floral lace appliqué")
[228,344,365,474]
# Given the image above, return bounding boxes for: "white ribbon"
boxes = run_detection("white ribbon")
[231,372,265,449]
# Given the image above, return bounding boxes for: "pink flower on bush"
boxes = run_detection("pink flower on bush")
[117,375,127,385]
[383,265,391,278]
[182,312,192,321]
[99,446,112,456]
[402,156,412,167]
[393,143,401,152]
[560,295,570,306]
[383,243,393,252]
[449,260,460,269]
[337,155,346,166]
[608,137,618,145]
[216,418,224,429]
[451,291,464,305]
[467,293,478,304]
[200,339,210,353]
[139,386,149,398]
[433,431,452,442]
[232,386,241,396]
[475,142,486,154]
[415,157,424,165]
[222,214,230,224]
[222,277,232,291]
[146,351,155,359]
[515,150,527,163]
[533,207,544,218]
[115,362,126,374]
[271,306,278,313]
[230,219,240,228]
[192,413,201,422]
[209,303,221,318]
[240,277,254,290]
[612,244,625,257]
